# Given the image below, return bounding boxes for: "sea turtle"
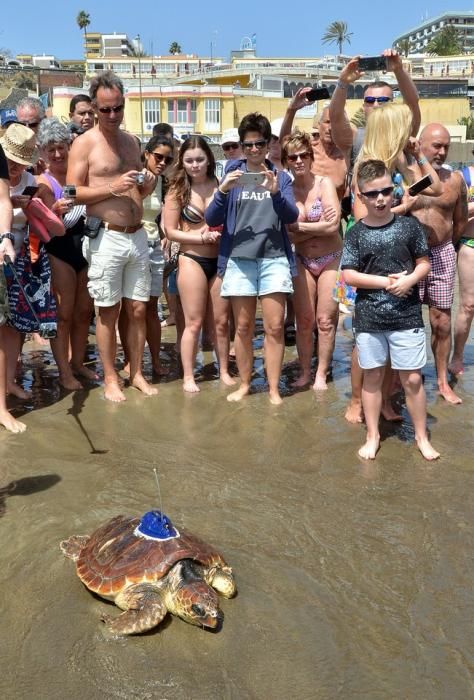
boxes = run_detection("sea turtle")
[60,512,236,635]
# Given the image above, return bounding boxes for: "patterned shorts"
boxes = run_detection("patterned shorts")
[0,267,9,326]
[418,240,456,310]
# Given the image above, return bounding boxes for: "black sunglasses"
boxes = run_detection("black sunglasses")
[287,151,312,163]
[241,139,267,149]
[363,96,392,105]
[97,104,124,114]
[19,121,40,129]
[150,152,174,165]
[360,186,394,199]
[222,143,240,151]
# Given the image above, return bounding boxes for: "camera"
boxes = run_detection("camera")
[62,185,77,199]
[135,172,145,186]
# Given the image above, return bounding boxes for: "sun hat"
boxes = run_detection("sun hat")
[220,128,240,145]
[0,123,37,165]
[0,108,18,129]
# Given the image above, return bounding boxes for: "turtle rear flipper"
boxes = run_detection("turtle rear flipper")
[60,535,90,561]
[103,584,167,635]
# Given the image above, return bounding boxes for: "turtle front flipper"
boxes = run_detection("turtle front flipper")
[102,584,167,635]
[205,565,237,599]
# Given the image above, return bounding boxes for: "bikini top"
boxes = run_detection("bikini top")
[181,202,205,225]
[306,198,323,222]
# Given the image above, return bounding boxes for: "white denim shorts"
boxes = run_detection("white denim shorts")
[356,328,427,370]
[149,243,165,298]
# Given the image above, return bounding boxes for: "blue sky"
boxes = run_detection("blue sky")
[1,1,464,59]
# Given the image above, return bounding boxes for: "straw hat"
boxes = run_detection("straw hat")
[0,123,37,165]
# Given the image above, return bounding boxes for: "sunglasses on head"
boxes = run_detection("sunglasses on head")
[19,121,40,129]
[222,142,240,151]
[150,152,174,165]
[97,104,124,114]
[286,151,311,163]
[242,139,267,149]
[360,186,394,199]
[363,96,392,105]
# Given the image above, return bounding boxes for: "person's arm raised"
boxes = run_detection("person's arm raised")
[329,57,361,152]
[383,49,421,136]
[280,87,313,143]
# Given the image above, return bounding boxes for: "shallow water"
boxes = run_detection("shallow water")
[1,309,474,700]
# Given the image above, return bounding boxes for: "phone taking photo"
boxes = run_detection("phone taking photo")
[239,172,266,186]
[305,87,330,102]
[358,56,387,72]
[408,174,433,197]
[22,185,39,197]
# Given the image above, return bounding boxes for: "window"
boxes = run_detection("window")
[189,99,197,124]
[205,99,220,130]
[167,99,197,124]
[167,99,174,123]
[144,99,159,127]
[177,99,188,123]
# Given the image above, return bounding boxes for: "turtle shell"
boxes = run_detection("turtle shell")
[75,515,227,598]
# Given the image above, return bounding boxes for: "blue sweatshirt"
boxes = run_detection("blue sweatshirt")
[205,158,299,278]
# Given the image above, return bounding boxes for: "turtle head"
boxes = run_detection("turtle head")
[174,560,221,628]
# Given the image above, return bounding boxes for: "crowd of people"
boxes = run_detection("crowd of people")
[0,50,472,462]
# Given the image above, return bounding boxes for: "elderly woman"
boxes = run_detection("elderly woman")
[37,118,95,390]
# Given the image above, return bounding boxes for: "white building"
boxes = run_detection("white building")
[393,11,474,54]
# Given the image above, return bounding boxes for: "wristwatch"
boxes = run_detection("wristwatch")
[0,232,14,244]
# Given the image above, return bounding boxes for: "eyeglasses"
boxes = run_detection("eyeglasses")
[363,96,392,105]
[150,152,174,166]
[241,139,267,150]
[19,121,40,129]
[286,152,312,163]
[360,186,394,199]
[222,143,240,152]
[311,132,319,138]
[97,104,125,114]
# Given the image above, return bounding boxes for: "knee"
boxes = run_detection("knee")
[264,319,284,339]
[295,313,314,334]
[402,371,422,393]
[461,300,474,318]
[431,313,451,338]
[128,302,146,322]
[186,319,202,337]
[235,320,253,339]
[316,313,336,334]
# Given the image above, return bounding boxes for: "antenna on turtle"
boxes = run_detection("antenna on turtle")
[153,468,164,522]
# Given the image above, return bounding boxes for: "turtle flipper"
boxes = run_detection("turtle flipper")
[102,584,167,635]
[60,535,90,561]
[205,565,236,599]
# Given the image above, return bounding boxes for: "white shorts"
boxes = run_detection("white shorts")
[149,243,165,298]
[356,328,427,370]
[83,226,151,306]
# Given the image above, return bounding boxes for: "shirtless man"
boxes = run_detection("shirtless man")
[410,124,468,404]
[281,97,347,198]
[67,71,157,402]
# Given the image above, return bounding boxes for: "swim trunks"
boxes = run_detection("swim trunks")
[418,239,456,310]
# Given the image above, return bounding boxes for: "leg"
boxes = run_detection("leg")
[399,369,440,460]
[0,326,26,432]
[122,298,158,396]
[429,306,462,404]
[146,297,167,375]
[70,267,97,381]
[359,366,384,459]
[381,365,402,421]
[227,296,257,402]
[209,276,235,386]
[3,326,30,399]
[314,264,339,391]
[345,346,364,423]
[450,244,474,376]
[291,260,317,387]
[95,303,125,402]
[48,256,83,390]
[177,256,209,392]
[260,292,286,405]
[104,584,167,635]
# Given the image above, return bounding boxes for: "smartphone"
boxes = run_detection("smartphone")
[83,216,103,239]
[62,185,77,199]
[305,87,330,102]
[358,56,387,72]
[239,172,266,186]
[408,174,433,196]
[22,185,39,197]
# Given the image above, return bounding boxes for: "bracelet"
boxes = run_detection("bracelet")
[0,232,14,244]
[417,156,428,166]
[218,186,228,195]
[108,183,123,198]
[337,80,348,90]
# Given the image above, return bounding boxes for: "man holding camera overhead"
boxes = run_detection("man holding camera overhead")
[67,71,157,403]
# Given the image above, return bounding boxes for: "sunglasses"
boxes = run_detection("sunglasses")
[242,139,267,150]
[360,186,394,199]
[150,152,174,165]
[19,121,40,129]
[97,104,124,114]
[222,143,240,151]
[286,152,311,163]
[363,96,392,105]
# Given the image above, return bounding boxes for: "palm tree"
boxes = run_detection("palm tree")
[76,11,91,56]
[458,116,474,140]
[426,25,463,56]
[393,38,411,57]
[322,21,353,56]
[169,42,182,55]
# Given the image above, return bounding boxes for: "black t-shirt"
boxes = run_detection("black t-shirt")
[0,146,9,180]
[341,215,429,333]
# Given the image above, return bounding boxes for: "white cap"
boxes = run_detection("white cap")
[270,117,284,139]
[220,128,240,145]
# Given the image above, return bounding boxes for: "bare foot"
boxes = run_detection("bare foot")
[161,317,176,328]
[227,385,250,402]
[358,435,380,460]
[291,374,311,389]
[59,374,83,391]
[229,345,236,358]
[381,403,403,421]
[220,372,237,387]
[269,391,283,406]
[103,380,126,403]
[345,400,364,424]
[122,362,130,378]
[152,364,169,376]
[312,373,328,391]
[131,375,159,396]
[0,410,27,433]
[183,377,200,393]
[7,382,32,400]
[416,436,440,461]
[438,384,462,405]
[72,364,100,381]
[32,332,49,346]
[448,358,464,376]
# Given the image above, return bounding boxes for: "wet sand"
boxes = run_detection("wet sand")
[1,310,474,699]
